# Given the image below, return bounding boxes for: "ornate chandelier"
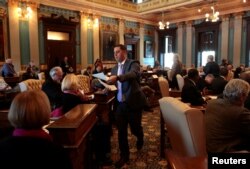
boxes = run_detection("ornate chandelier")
[205,6,219,22]
[158,12,170,30]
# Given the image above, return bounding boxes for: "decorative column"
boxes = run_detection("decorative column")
[0,7,9,59]
[93,15,100,63]
[154,28,158,61]
[8,0,21,71]
[118,18,125,44]
[139,22,144,64]
[185,21,193,68]
[233,12,243,67]
[177,22,184,62]
[221,15,229,62]
[80,12,88,69]
[29,2,39,66]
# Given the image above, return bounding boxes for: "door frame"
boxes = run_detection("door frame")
[41,15,78,71]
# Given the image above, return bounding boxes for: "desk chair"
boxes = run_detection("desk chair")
[158,76,169,97]
[159,97,207,169]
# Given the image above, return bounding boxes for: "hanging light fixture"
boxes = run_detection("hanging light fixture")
[17,1,32,19]
[205,5,219,22]
[158,12,170,30]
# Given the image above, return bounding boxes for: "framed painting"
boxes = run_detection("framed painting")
[144,40,153,58]
[100,31,118,61]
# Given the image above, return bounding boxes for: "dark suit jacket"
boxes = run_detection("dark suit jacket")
[211,76,228,95]
[204,61,220,77]
[111,59,147,110]
[42,78,63,110]
[206,98,250,152]
[0,136,72,169]
[181,78,205,106]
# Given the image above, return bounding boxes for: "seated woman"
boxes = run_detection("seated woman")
[61,74,90,114]
[0,90,72,169]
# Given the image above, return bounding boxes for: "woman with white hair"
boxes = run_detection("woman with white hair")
[205,79,250,153]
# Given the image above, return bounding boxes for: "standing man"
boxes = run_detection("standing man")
[107,44,147,168]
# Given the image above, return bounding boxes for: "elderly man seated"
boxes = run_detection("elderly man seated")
[205,79,250,153]
[1,58,17,77]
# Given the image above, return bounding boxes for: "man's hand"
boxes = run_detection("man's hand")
[107,75,118,84]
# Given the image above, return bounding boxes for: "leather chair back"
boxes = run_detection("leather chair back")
[176,74,184,91]
[158,76,169,97]
[19,79,44,92]
[76,75,90,93]
[159,97,206,157]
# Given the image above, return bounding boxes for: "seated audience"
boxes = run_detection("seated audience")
[205,79,250,153]
[240,71,250,110]
[234,67,242,79]
[42,66,63,110]
[1,58,17,77]
[0,90,72,169]
[226,64,234,81]
[92,59,104,74]
[61,74,89,114]
[23,61,39,80]
[181,68,206,106]
[83,65,92,77]
[210,67,228,95]
[220,58,228,67]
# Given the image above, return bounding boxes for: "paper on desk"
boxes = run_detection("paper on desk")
[98,79,117,91]
[92,72,109,81]
[152,74,158,79]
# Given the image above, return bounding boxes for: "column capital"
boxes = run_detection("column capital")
[221,14,230,22]
[118,18,125,24]
[0,7,7,17]
[139,22,145,28]
[233,12,244,19]
[185,20,193,27]
[176,22,184,28]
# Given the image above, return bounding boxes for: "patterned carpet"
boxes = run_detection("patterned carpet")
[103,107,168,169]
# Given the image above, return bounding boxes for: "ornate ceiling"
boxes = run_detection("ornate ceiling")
[34,0,250,25]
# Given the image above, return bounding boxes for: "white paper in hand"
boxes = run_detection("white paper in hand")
[98,79,117,91]
[92,72,109,81]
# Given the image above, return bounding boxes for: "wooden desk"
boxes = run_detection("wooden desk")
[92,91,115,163]
[4,76,21,88]
[0,109,13,139]
[47,104,97,169]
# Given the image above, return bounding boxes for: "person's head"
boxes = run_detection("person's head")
[227,64,233,71]
[240,71,250,84]
[5,58,12,64]
[49,66,63,83]
[173,53,180,63]
[220,67,228,78]
[207,55,214,62]
[223,79,249,104]
[205,74,214,84]
[61,74,80,92]
[114,44,127,63]
[221,58,228,65]
[8,90,50,129]
[64,56,68,62]
[29,61,35,66]
[188,68,200,82]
